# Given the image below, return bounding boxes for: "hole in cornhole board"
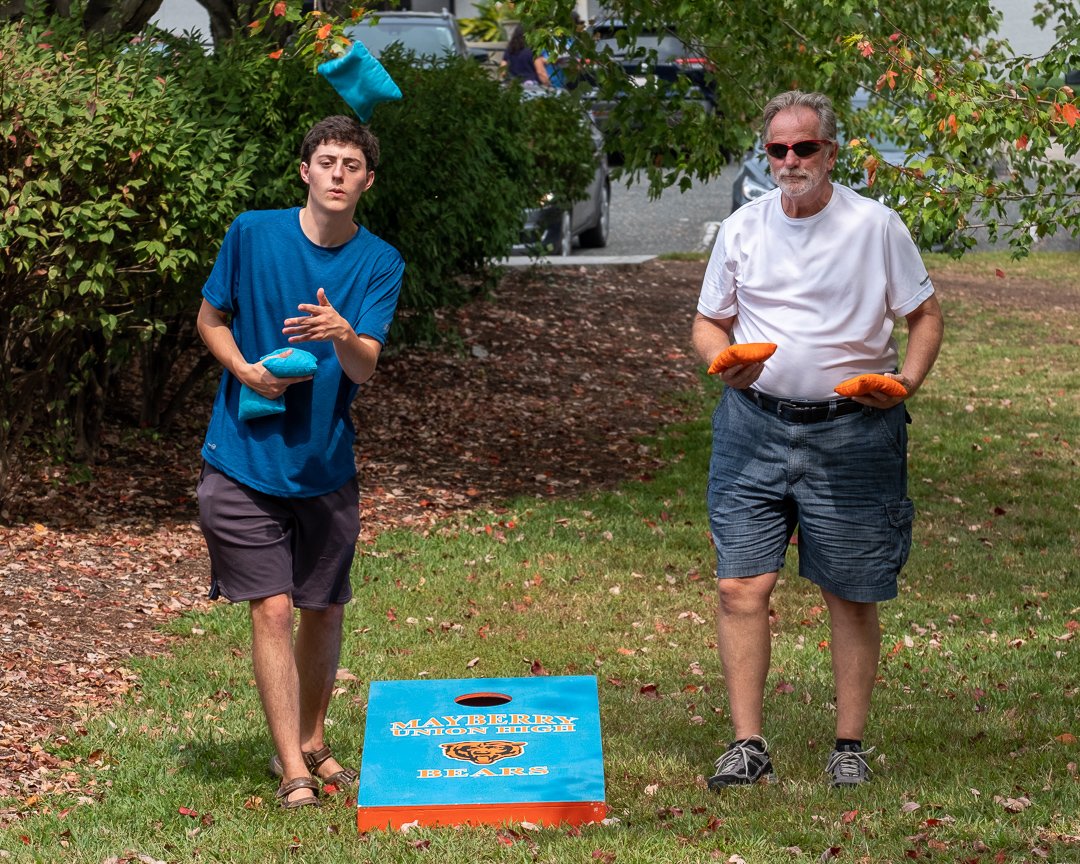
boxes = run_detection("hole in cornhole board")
[454,692,512,708]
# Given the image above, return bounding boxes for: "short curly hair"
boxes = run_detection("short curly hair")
[300,115,381,171]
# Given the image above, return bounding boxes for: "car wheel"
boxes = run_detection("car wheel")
[578,182,610,249]
[547,210,573,257]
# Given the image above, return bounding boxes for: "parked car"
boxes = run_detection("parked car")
[344,10,489,64]
[515,91,612,257]
[588,19,716,113]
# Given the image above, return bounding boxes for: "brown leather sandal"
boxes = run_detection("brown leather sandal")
[275,776,320,810]
[303,744,359,788]
[269,746,359,788]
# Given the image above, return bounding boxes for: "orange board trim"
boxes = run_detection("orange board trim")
[357,800,609,831]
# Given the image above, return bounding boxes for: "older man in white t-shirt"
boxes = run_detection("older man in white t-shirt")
[692,90,944,790]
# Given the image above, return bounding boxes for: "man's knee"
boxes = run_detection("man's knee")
[716,575,775,616]
[250,594,295,632]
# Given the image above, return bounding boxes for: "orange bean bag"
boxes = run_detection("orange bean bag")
[834,373,908,398]
[707,342,777,375]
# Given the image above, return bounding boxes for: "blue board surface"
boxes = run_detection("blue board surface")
[358,676,605,807]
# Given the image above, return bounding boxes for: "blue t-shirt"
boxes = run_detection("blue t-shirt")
[201,207,404,498]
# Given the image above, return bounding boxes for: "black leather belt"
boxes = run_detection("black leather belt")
[738,387,867,423]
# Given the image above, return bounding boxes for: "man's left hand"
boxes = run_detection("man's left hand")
[283,288,350,344]
[850,373,911,409]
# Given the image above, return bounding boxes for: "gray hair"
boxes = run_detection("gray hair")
[761,91,838,145]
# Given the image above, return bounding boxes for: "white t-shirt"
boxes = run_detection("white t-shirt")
[698,183,934,400]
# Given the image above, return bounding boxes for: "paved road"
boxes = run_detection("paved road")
[584,164,737,258]
[590,160,1077,259]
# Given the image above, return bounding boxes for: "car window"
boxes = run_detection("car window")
[655,36,694,62]
[352,21,458,59]
[596,33,660,60]
[595,31,692,63]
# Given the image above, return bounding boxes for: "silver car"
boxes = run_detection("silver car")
[515,91,612,257]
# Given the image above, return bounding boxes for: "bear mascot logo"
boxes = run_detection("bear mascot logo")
[440,740,527,765]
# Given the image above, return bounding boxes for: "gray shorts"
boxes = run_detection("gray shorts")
[196,463,360,609]
[707,387,914,603]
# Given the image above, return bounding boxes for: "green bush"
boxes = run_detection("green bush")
[0,20,596,503]
[0,23,257,493]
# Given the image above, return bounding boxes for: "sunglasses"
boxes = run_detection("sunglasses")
[764,139,832,159]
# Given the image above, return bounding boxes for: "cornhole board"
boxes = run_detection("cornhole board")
[357,675,607,831]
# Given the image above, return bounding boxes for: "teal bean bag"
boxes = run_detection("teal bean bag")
[239,348,318,422]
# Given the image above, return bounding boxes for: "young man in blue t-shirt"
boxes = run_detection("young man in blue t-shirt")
[196,115,404,809]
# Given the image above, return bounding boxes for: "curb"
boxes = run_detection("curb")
[500,255,657,267]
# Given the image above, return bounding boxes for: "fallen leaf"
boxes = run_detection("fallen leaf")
[993,795,1031,812]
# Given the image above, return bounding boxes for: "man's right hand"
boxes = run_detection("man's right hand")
[239,352,314,400]
[717,361,766,390]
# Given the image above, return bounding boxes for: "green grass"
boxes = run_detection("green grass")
[923,250,1080,288]
[658,251,709,262]
[2,253,1079,862]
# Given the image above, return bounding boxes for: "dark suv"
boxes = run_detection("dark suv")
[345,10,487,64]
[589,19,716,112]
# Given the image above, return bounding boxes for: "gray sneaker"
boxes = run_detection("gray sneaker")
[825,745,875,788]
[707,735,777,790]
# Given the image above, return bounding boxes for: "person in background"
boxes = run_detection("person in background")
[196,115,404,809]
[500,23,550,87]
[691,90,943,791]
[544,10,583,89]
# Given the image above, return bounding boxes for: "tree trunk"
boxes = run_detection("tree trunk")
[196,0,250,46]
[158,350,216,431]
[83,0,164,34]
